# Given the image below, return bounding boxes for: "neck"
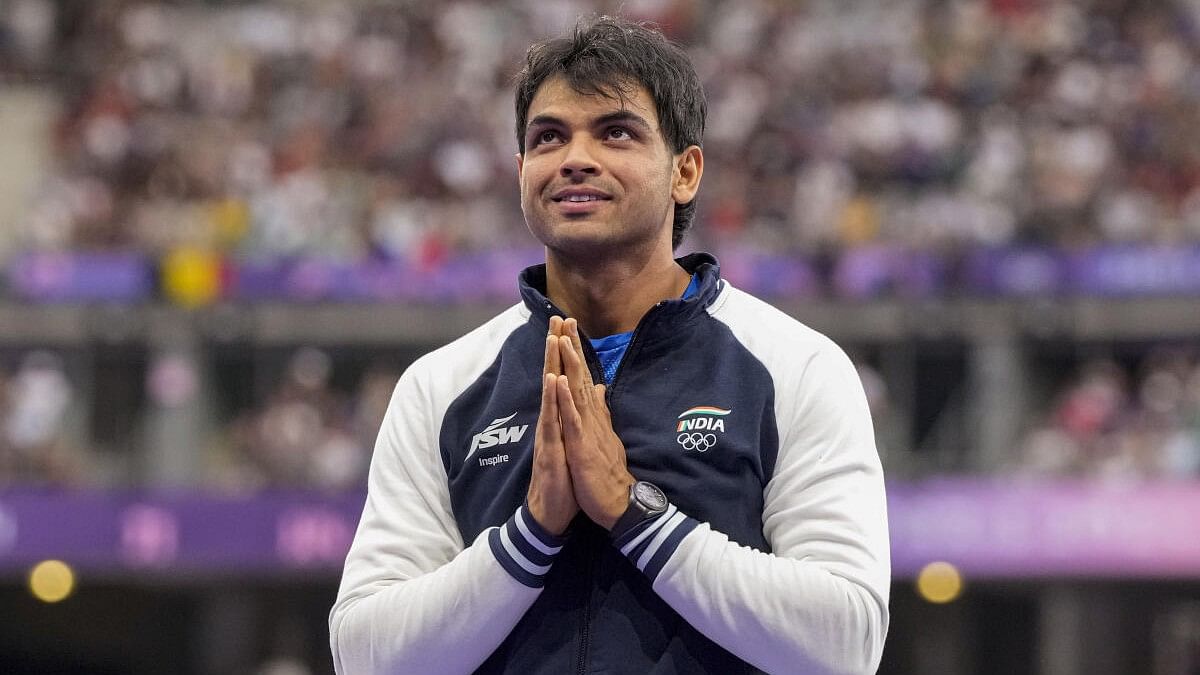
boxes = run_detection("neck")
[545,246,691,338]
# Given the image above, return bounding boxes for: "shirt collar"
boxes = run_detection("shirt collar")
[519,252,723,330]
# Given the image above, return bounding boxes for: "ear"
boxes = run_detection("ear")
[515,152,524,179]
[671,145,703,205]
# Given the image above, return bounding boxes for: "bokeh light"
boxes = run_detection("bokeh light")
[29,559,76,603]
[916,561,963,604]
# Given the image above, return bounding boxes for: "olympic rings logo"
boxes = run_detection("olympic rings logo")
[677,432,717,452]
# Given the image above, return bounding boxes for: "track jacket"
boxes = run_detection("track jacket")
[330,253,890,674]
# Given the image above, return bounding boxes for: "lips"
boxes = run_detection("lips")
[549,187,612,215]
[550,187,612,203]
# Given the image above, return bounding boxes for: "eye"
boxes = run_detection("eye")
[605,126,633,141]
[532,129,560,147]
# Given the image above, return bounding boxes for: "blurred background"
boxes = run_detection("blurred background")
[1,0,1199,672]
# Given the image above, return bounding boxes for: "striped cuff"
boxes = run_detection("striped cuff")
[612,504,700,583]
[487,504,567,588]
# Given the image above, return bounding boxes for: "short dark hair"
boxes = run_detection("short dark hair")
[514,16,706,250]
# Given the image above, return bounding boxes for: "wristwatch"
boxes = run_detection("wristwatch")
[610,480,669,540]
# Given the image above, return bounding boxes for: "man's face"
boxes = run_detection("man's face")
[517,76,683,257]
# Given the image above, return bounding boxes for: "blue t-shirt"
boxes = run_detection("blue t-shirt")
[589,273,700,384]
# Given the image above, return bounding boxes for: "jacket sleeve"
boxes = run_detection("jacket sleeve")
[329,363,565,674]
[612,343,890,675]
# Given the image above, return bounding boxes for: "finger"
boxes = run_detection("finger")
[538,372,561,445]
[545,315,564,377]
[564,319,595,388]
[556,375,585,446]
[546,332,562,377]
[558,335,592,412]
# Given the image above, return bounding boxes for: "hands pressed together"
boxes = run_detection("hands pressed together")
[526,316,636,536]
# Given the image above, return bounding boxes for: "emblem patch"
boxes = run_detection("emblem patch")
[676,406,730,452]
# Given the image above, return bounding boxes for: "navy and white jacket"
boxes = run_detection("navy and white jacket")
[330,253,890,674]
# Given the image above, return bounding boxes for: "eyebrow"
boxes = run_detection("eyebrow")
[526,110,654,134]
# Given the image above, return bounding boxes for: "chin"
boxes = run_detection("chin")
[531,216,605,242]
[527,214,660,256]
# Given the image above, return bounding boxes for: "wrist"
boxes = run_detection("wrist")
[598,474,636,531]
[608,479,670,541]
[519,503,569,544]
[526,496,571,536]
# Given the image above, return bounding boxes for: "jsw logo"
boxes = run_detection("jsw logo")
[466,412,529,461]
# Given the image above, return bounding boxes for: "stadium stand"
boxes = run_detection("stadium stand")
[2,1,1200,673]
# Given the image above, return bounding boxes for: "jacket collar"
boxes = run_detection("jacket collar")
[519,252,723,332]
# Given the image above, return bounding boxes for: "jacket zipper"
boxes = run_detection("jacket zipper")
[596,301,662,397]
[572,304,663,674]
[552,300,662,393]
[574,326,602,675]
[575,536,594,675]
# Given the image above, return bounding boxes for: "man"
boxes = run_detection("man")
[330,16,889,674]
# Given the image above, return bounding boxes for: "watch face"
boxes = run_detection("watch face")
[634,482,667,510]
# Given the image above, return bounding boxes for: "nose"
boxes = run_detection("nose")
[559,139,600,178]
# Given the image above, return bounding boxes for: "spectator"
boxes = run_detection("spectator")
[9,0,1200,278]
[0,351,86,485]
[211,348,373,491]
[1015,353,1200,480]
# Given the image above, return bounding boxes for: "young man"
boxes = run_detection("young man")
[330,16,890,674]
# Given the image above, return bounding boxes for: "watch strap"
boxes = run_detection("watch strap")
[610,481,668,541]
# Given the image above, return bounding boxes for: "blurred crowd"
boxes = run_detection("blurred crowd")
[6,343,1198,488]
[1016,350,1200,480]
[4,0,1200,488]
[208,349,394,492]
[0,352,85,485]
[0,347,393,490]
[4,0,1200,271]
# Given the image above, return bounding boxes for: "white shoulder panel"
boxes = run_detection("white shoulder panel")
[329,302,542,674]
[408,302,530,435]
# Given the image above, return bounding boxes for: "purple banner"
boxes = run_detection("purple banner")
[2,480,1200,578]
[0,490,364,575]
[228,248,820,302]
[964,247,1066,296]
[832,246,945,299]
[7,252,153,302]
[10,245,1200,303]
[888,479,1200,578]
[963,245,1200,297]
[228,249,543,302]
[714,247,820,299]
[1068,245,1200,296]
